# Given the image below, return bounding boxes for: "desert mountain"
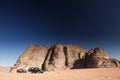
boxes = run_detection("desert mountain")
[10,43,120,72]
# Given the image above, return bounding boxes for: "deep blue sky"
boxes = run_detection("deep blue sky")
[0,0,120,66]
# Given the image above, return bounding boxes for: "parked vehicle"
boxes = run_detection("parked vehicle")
[28,67,44,73]
[17,69,27,73]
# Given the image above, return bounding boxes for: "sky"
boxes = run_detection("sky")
[0,0,120,66]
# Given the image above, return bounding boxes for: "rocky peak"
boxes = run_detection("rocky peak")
[87,48,108,59]
[10,44,48,73]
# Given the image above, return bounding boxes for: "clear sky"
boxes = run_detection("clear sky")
[0,0,120,66]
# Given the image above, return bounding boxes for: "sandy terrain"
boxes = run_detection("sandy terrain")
[0,68,120,80]
[0,66,10,73]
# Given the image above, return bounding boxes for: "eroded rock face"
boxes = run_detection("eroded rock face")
[10,44,48,73]
[89,58,120,68]
[10,43,120,73]
[109,58,120,68]
[84,48,120,68]
[43,43,66,71]
[42,43,87,71]
[85,48,109,68]
[64,45,87,69]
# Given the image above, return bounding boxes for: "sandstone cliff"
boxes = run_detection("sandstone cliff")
[42,43,87,71]
[10,44,48,72]
[9,43,120,73]
[85,48,120,68]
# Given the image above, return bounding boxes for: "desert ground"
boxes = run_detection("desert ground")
[0,68,120,80]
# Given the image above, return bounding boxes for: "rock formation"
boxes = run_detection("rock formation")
[85,48,109,68]
[42,43,66,71]
[9,43,120,73]
[85,48,120,68]
[42,43,87,71]
[10,44,48,73]
[64,44,86,69]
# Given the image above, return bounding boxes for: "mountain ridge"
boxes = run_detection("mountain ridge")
[9,43,120,72]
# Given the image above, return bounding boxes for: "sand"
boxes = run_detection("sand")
[0,68,120,80]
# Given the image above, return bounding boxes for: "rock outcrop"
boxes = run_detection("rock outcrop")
[10,44,48,73]
[9,43,120,73]
[42,43,66,71]
[64,44,86,69]
[85,48,120,68]
[42,43,87,71]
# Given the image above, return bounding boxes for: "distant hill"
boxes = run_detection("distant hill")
[10,43,120,73]
[0,66,11,72]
